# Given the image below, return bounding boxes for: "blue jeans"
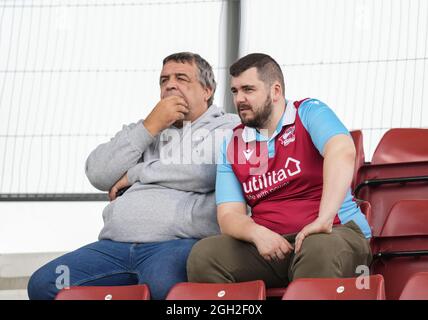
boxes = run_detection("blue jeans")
[27,238,198,300]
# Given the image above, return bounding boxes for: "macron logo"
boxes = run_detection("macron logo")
[243,149,254,161]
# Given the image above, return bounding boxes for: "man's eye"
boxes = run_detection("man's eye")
[245,88,253,92]
[178,77,189,82]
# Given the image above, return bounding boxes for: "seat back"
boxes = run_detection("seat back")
[371,128,428,165]
[399,271,428,300]
[354,128,428,236]
[55,284,151,300]
[356,199,372,221]
[377,200,428,239]
[350,130,365,191]
[355,162,428,236]
[370,200,428,300]
[281,275,385,300]
[165,280,266,300]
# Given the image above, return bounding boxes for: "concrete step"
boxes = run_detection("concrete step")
[0,252,66,290]
[0,289,28,300]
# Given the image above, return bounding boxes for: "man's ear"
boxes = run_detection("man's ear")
[271,82,283,103]
[204,86,213,103]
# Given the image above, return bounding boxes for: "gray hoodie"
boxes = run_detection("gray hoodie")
[85,105,240,243]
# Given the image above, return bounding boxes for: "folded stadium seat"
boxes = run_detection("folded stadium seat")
[354,199,372,224]
[350,130,365,191]
[266,201,373,300]
[356,164,428,236]
[370,200,428,300]
[399,271,428,300]
[354,128,428,237]
[370,128,428,165]
[165,280,266,300]
[55,284,151,300]
[281,275,385,300]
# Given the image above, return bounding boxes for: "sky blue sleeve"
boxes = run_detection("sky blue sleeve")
[215,136,246,205]
[298,99,350,155]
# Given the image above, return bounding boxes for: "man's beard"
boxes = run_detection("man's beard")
[238,95,273,128]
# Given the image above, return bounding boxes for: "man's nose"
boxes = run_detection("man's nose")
[166,78,178,92]
[235,91,246,105]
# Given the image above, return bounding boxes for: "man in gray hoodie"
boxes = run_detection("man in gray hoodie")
[27,52,240,300]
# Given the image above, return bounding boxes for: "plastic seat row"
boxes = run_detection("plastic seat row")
[351,128,428,237]
[54,272,428,300]
[54,128,427,301]
[350,128,428,300]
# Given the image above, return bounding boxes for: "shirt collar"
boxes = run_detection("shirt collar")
[241,100,297,143]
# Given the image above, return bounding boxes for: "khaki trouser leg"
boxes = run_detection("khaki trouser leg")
[187,221,372,287]
[290,220,372,280]
[187,234,292,288]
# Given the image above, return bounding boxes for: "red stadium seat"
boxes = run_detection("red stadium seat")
[353,199,372,223]
[370,200,428,300]
[399,271,428,300]
[281,275,385,300]
[355,164,428,236]
[354,128,428,237]
[165,280,266,300]
[55,284,151,300]
[371,128,428,165]
[350,130,365,191]
[266,287,286,299]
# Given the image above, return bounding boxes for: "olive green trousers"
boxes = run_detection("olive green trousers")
[187,221,372,288]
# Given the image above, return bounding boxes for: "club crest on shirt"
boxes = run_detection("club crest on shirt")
[279,126,296,147]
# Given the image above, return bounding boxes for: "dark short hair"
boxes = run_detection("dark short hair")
[163,52,216,106]
[229,53,285,95]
